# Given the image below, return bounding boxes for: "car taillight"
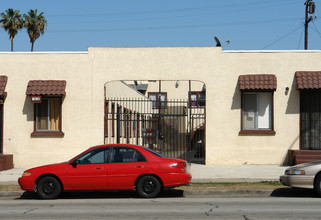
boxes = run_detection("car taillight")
[171,162,187,171]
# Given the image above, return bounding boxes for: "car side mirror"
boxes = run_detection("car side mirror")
[70,160,78,168]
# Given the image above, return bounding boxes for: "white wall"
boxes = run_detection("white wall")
[0,48,320,167]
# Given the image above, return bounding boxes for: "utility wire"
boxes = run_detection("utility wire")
[311,19,321,39]
[47,0,297,17]
[49,17,300,33]
[49,13,299,25]
[48,12,225,25]
[297,27,305,49]
[261,24,304,49]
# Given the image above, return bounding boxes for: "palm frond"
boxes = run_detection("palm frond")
[23,9,47,51]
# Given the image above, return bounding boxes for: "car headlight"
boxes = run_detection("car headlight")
[286,170,305,175]
[22,172,31,177]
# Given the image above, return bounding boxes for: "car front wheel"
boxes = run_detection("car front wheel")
[37,176,62,199]
[136,175,161,198]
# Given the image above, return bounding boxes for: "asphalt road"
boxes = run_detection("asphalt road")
[0,190,321,220]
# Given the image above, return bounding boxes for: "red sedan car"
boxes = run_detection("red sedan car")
[18,144,192,199]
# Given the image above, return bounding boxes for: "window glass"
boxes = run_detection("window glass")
[37,99,48,130]
[77,148,110,164]
[36,98,60,131]
[149,94,157,108]
[243,94,257,129]
[189,91,205,107]
[159,93,166,108]
[243,92,272,130]
[257,93,271,129]
[111,147,146,163]
[148,93,166,108]
[49,99,60,130]
[199,92,206,106]
[190,93,197,107]
[143,147,166,158]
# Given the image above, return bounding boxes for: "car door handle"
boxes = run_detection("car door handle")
[136,165,144,168]
[95,167,103,170]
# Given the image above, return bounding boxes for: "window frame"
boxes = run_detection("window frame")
[148,92,167,109]
[31,96,64,137]
[188,91,206,108]
[239,90,275,135]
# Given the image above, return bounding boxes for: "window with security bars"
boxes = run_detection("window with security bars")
[36,98,61,131]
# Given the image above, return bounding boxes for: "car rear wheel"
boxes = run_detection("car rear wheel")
[314,174,321,197]
[37,176,61,199]
[136,175,161,198]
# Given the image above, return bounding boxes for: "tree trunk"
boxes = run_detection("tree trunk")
[11,40,13,52]
[31,41,34,52]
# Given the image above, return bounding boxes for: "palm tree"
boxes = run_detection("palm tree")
[0,9,24,52]
[23,9,47,52]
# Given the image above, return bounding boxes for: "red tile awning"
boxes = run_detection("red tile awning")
[26,80,66,96]
[238,74,277,90]
[0,76,8,97]
[296,71,321,90]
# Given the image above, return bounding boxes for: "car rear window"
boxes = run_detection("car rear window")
[143,147,166,158]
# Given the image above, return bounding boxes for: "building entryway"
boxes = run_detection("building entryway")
[290,90,321,165]
[104,80,206,164]
[104,98,205,164]
[0,103,13,171]
[300,91,321,150]
[0,104,2,154]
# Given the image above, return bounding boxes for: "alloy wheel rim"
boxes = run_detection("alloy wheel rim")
[43,181,56,195]
[143,180,155,194]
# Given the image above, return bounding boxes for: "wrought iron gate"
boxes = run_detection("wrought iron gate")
[104,97,205,164]
[300,91,321,150]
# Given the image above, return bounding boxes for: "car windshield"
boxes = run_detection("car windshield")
[143,147,166,158]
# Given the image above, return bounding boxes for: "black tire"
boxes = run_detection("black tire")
[314,174,321,197]
[37,176,61,199]
[136,175,161,198]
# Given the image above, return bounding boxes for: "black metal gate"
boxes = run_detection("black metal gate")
[300,91,321,150]
[104,97,205,164]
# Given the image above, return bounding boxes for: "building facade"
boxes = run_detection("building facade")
[0,47,321,169]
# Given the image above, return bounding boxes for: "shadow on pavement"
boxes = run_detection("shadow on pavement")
[270,187,319,198]
[17,189,184,200]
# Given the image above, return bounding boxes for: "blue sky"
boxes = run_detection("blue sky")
[1,0,320,51]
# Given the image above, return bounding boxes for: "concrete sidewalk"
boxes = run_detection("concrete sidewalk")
[0,164,287,185]
[190,164,286,183]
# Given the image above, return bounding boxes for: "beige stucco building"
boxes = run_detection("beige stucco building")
[1,47,321,169]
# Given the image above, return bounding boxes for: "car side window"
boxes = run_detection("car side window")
[77,148,110,164]
[111,147,146,163]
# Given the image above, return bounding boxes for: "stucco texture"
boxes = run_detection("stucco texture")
[1,48,321,167]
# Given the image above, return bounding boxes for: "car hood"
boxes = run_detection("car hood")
[25,162,67,173]
[292,160,321,169]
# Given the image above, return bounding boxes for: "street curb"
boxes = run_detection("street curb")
[0,191,23,198]
[191,178,279,183]
[183,189,273,197]
[0,182,18,186]
[0,189,275,198]
[0,179,280,185]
